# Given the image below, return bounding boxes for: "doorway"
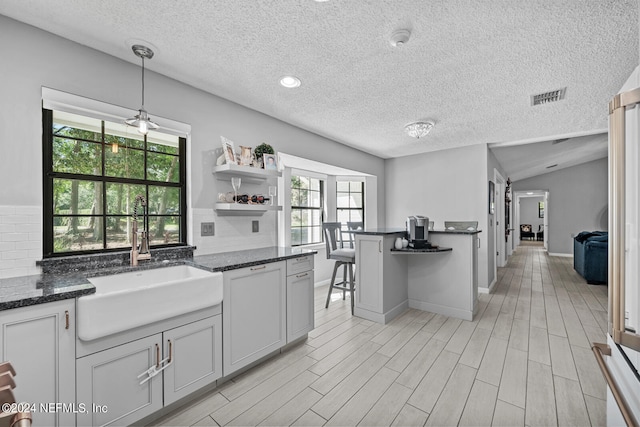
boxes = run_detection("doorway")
[514,190,548,251]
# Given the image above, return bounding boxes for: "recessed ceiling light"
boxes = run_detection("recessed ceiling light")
[527,192,534,195]
[280,76,301,88]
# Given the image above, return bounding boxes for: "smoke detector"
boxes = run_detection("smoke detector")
[390,29,411,47]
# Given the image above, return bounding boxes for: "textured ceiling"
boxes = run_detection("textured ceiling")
[0,0,637,160]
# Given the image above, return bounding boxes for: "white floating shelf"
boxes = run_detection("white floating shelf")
[215,203,282,216]
[214,164,281,183]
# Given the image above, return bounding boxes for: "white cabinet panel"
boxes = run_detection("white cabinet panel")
[287,269,314,343]
[286,255,314,276]
[163,315,222,405]
[76,333,163,427]
[223,262,286,375]
[355,235,384,312]
[0,300,75,427]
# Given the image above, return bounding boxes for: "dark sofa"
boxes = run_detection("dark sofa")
[573,231,608,285]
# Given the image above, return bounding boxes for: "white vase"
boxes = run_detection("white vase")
[394,237,403,249]
[402,238,409,248]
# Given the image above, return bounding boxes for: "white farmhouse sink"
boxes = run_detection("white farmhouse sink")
[77,265,223,341]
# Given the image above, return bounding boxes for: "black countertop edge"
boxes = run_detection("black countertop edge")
[430,229,482,235]
[390,247,453,253]
[351,228,406,235]
[0,246,317,311]
[352,228,482,236]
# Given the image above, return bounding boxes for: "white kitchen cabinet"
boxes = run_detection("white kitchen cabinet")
[163,315,222,405]
[0,300,75,427]
[223,261,286,375]
[354,233,408,324]
[286,256,314,343]
[76,313,222,426]
[76,333,163,427]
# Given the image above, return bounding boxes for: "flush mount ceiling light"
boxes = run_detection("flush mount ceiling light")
[404,121,434,138]
[279,75,301,88]
[390,29,411,47]
[125,44,159,135]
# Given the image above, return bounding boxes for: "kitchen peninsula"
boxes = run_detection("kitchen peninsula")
[352,228,480,324]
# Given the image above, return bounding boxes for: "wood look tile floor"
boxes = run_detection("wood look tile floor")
[149,242,608,426]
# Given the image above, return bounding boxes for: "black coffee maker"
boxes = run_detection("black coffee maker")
[406,215,429,248]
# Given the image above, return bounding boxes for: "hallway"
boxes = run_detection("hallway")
[152,244,608,426]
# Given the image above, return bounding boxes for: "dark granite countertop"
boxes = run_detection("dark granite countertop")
[351,228,406,235]
[0,246,317,311]
[430,229,482,235]
[391,247,453,253]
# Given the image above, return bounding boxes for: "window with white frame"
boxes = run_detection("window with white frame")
[290,175,324,246]
[336,180,364,228]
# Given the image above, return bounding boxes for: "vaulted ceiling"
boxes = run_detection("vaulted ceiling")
[0,1,637,165]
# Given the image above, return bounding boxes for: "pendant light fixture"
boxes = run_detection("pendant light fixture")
[125,44,158,135]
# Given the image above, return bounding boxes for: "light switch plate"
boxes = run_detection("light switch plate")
[252,220,259,233]
[201,222,215,236]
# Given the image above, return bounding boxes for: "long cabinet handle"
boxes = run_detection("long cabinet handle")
[168,340,173,364]
[155,344,160,368]
[591,343,638,427]
[379,241,382,253]
[251,265,267,271]
[296,272,308,278]
[295,257,307,262]
[65,310,70,330]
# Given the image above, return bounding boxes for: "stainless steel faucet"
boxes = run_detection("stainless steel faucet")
[131,194,151,266]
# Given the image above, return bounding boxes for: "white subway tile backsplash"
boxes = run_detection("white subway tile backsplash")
[0,207,15,216]
[0,205,42,279]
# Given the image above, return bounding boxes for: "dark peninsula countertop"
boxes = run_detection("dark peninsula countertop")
[0,246,316,311]
[352,228,482,235]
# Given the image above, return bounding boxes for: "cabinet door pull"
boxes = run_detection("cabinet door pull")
[379,241,382,252]
[155,344,160,368]
[295,257,307,262]
[296,272,308,278]
[167,339,173,364]
[65,310,70,329]
[251,265,267,271]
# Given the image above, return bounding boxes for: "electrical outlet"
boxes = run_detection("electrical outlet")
[201,222,215,236]
[252,220,259,233]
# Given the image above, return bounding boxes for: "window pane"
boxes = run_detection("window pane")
[299,190,309,207]
[105,145,145,179]
[311,210,321,226]
[337,210,350,224]
[53,111,102,142]
[336,193,351,208]
[53,179,103,215]
[309,190,321,208]
[291,228,301,246]
[351,193,363,208]
[53,216,103,252]
[299,176,309,189]
[291,189,300,206]
[310,226,321,243]
[105,216,132,249]
[149,216,180,245]
[103,123,145,149]
[147,131,179,154]
[310,178,320,191]
[337,181,349,192]
[106,183,145,215]
[147,152,180,183]
[351,210,363,222]
[148,186,180,215]
[350,181,363,192]
[52,137,101,174]
[291,210,302,227]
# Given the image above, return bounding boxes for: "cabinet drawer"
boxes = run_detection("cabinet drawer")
[287,255,314,275]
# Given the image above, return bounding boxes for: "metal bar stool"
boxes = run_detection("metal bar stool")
[323,222,356,314]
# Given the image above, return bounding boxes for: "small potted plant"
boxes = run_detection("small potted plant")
[253,143,274,168]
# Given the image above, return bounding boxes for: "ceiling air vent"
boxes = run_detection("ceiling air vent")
[531,87,566,106]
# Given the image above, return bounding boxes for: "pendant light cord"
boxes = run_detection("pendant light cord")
[141,56,145,109]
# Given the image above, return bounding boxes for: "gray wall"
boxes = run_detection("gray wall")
[513,158,608,255]
[519,196,544,234]
[385,143,494,290]
[0,15,385,281]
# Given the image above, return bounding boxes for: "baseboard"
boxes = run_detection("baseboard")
[408,299,473,321]
[548,252,573,258]
[479,278,497,294]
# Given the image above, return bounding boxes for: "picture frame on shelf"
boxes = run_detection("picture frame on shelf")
[264,153,277,170]
[220,136,237,165]
[239,146,252,166]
